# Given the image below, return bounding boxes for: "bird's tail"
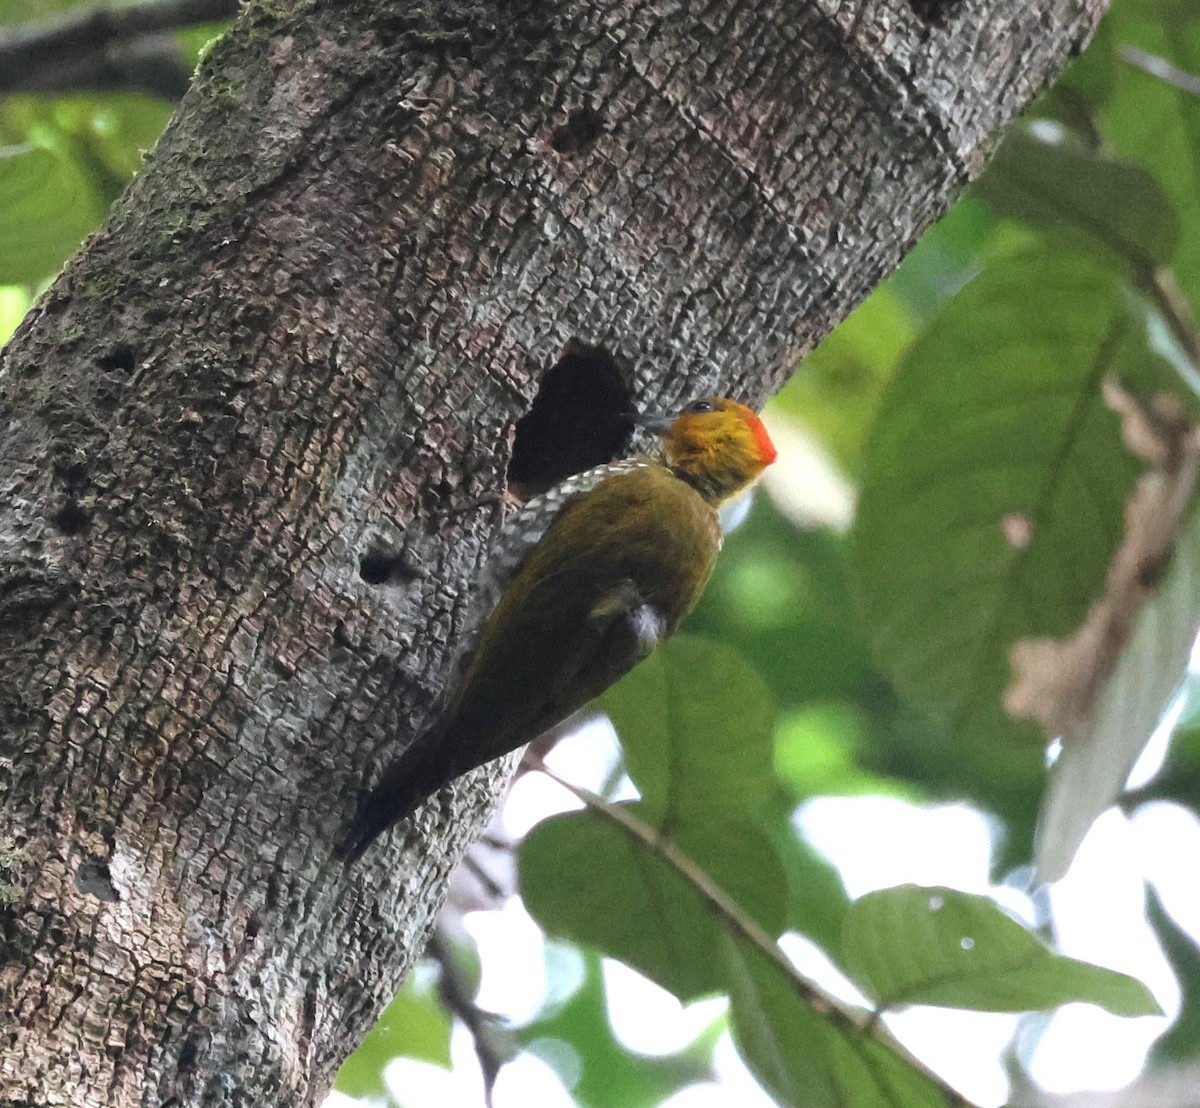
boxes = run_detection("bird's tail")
[335,738,449,865]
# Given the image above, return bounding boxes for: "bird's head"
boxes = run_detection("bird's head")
[639,396,777,505]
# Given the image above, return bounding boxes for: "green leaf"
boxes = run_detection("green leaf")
[853,252,1143,747]
[520,806,787,1001]
[334,963,452,1100]
[843,885,1160,1016]
[599,636,776,827]
[723,936,951,1108]
[0,285,30,344]
[975,123,1179,269]
[890,195,1030,325]
[1093,14,1200,291]
[0,143,105,284]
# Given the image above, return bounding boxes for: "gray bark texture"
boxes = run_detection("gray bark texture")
[0,0,1105,1103]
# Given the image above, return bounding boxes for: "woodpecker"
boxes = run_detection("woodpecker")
[337,396,777,863]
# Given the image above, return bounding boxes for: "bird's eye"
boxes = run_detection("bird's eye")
[684,399,715,414]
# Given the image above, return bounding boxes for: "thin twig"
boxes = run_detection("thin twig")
[460,849,509,902]
[1143,267,1200,379]
[1120,44,1200,99]
[426,928,513,1108]
[527,754,978,1108]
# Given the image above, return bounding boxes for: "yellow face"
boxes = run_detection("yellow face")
[661,397,777,503]
[664,396,777,469]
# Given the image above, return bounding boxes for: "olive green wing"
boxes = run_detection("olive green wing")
[337,466,720,863]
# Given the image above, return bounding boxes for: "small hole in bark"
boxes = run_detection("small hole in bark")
[358,549,417,587]
[54,459,87,488]
[907,0,961,22]
[177,1037,199,1070]
[75,858,119,902]
[551,107,603,155]
[53,499,89,535]
[97,345,136,374]
[508,342,634,499]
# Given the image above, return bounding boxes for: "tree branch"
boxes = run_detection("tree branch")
[528,756,978,1108]
[1120,44,1200,99]
[0,0,239,98]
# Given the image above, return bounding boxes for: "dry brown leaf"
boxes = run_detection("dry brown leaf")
[1004,378,1200,741]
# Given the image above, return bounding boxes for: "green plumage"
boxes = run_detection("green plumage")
[338,464,721,862]
[338,395,775,863]
[444,465,722,764]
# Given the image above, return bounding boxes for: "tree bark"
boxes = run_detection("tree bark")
[0,0,1105,1103]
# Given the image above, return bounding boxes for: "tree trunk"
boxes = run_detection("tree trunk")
[0,0,1105,1103]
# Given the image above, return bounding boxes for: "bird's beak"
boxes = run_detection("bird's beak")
[630,410,673,433]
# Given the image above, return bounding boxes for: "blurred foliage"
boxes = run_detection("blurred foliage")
[0,90,172,283]
[0,0,176,292]
[6,0,1200,1105]
[1,0,80,22]
[974,123,1180,272]
[521,639,788,996]
[520,952,721,1108]
[855,252,1146,749]
[335,964,453,1103]
[1146,886,1200,1065]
